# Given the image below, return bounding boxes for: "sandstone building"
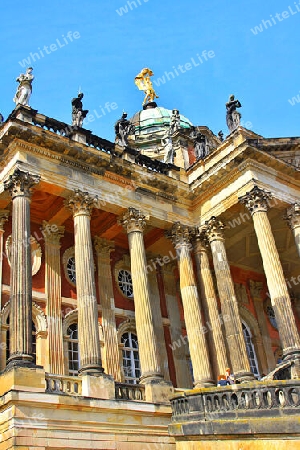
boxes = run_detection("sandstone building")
[0,88,300,449]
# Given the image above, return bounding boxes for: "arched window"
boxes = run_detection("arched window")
[67,323,79,376]
[242,322,260,378]
[5,317,36,365]
[121,332,140,384]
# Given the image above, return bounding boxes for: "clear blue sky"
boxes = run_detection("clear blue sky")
[1,0,299,141]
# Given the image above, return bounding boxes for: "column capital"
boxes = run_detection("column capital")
[94,236,115,256]
[42,221,65,245]
[284,203,300,230]
[249,280,263,300]
[205,216,225,242]
[166,221,193,247]
[120,207,149,233]
[193,227,210,253]
[0,210,9,232]
[4,168,40,199]
[66,189,98,217]
[239,186,273,215]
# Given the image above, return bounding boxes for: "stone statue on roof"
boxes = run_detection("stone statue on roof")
[115,112,135,147]
[189,127,208,160]
[13,67,34,107]
[226,94,242,132]
[162,130,174,164]
[170,109,181,134]
[134,68,159,106]
[71,93,89,127]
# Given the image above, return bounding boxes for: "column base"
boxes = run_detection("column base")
[0,365,46,397]
[140,377,174,403]
[235,371,256,383]
[81,372,115,400]
[78,364,104,376]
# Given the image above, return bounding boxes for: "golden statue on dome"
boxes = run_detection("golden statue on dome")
[134,68,159,106]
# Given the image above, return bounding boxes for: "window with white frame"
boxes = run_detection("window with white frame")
[67,323,80,376]
[242,322,260,378]
[121,332,140,384]
[118,269,133,298]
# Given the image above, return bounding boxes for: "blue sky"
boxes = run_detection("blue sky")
[1,0,299,141]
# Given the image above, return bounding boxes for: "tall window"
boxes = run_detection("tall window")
[242,322,260,378]
[67,323,79,376]
[121,332,140,384]
[5,317,36,364]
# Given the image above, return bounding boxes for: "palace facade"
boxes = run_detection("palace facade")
[0,99,300,449]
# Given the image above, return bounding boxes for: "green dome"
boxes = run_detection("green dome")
[131,106,192,136]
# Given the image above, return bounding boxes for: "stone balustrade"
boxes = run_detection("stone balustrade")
[115,382,146,401]
[171,380,300,423]
[45,374,82,395]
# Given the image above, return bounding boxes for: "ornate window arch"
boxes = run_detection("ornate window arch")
[117,318,141,384]
[114,255,133,299]
[62,246,76,286]
[0,301,47,370]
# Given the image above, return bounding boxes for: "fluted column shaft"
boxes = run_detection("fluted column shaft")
[121,208,162,382]
[94,238,121,381]
[4,169,40,366]
[67,190,103,374]
[162,264,193,388]
[240,187,300,360]
[43,222,65,374]
[205,217,254,382]
[193,235,229,378]
[168,223,213,387]
[285,204,300,258]
[0,211,9,371]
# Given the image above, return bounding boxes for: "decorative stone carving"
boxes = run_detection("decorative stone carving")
[65,189,97,217]
[284,203,300,230]
[205,217,225,242]
[13,67,34,107]
[4,168,40,198]
[249,280,263,299]
[226,94,242,132]
[120,207,149,233]
[239,186,273,215]
[166,221,193,247]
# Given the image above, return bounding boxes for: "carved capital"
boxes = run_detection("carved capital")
[239,186,272,215]
[42,221,65,245]
[193,226,210,253]
[66,189,97,217]
[284,203,300,230]
[166,221,193,247]
[205,217,225,243]
[120,207,149,233]
[4,168,40,199]
[0,210,9,232]
[94,236,115,256]
[249,280,263,299]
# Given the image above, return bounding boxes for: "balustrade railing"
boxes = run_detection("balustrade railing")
[45,374,82,396]
[115,382,146,401]
[171,380,300,423]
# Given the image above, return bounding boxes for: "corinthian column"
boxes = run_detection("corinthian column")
[66,190,103,374]
[120,208,163,383]
[4,168,40,367]
[193,231,229,379]
[94,237,121,381]
[0,211,9,306]
[285,203,300,258]
[205,217,254,382]
[167,222,214,388]
[240,186,300,360]
[43,221,65,375]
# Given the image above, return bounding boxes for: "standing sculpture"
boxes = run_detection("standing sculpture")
[13,67,34,107]
[226,95,242,132]
[161,131,174,164]
[114,112,135,147]
[71,93,89,127]
[170,109,181,134]
[189,127,208,160]
[134,68,159,106]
